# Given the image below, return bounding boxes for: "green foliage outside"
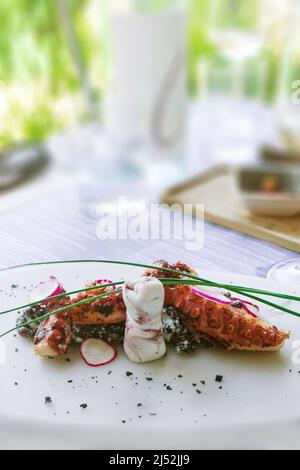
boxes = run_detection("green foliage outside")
[0,0,283,149]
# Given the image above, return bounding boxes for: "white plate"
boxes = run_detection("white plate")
[0,261,299,450]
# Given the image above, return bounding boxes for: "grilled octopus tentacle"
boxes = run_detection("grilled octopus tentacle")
[34,294,72,357]
[34,282,125,357]
[164,284,289,351]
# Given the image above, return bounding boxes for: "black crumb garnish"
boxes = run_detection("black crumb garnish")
[45,396,52,404]
[14,382,18,386]
[137,403,143,407]
[192,383,197,387]
[200,380,206,385]
[126,371,133,377]
[11,284,18,289]
[166,385,172,390]
[196,389,202,394]
[178,374,183,378]
[289,369,292,373]
[122,420,126,424]
[65,358,71,362]
[215,375,223,383]
[107,371,112,375]
[138,415,142,419]
[149,413,157,416]
[231,300,243,308]
[219,386,223,390]
[80,403,88,409]
[15,348,18,353]
[145,377,153,382]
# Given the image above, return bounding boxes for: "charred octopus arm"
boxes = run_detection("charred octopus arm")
[164,284,289,351]
[148,261,289,351]
[33,282,125,357]
[33,294,72,357]
[71,283,126,325]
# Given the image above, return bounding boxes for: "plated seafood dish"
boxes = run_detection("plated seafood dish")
[8,260,291,367]
[1,258,300,450]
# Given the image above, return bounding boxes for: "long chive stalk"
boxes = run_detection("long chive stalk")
[2,277,300,318]
[161,279,300,302]
[5,258,299,305]
[197,282,300,318]
[162,280,300,318]
[225,290,300,319]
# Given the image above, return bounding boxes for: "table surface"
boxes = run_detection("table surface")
[0,171,296,279]
[0,103,297,278]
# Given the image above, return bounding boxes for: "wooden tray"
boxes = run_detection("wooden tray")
[161,164,300,253]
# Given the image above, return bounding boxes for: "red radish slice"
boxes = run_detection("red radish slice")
[80,339,117,367]
[29,276,64,304]
[242,304,259,318]
[95,279,116,290]
[192,287,231,305]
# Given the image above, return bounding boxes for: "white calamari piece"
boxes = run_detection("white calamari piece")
[123,276,166,363]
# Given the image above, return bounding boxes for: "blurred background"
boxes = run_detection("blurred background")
[0,0,290,142]
[1,0,300,211]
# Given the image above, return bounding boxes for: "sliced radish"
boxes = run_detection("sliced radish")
[192,286,231,305]
[80,339,117,367]
[30,276,64,304]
